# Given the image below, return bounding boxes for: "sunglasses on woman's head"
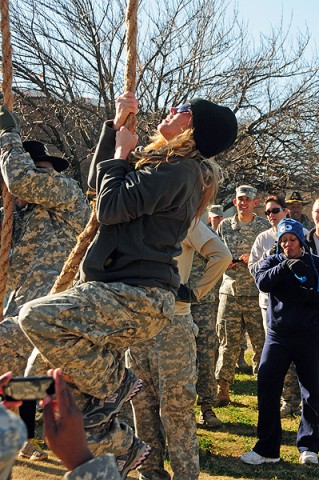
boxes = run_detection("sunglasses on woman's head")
[265,207,284,216]
[176,103,192,114]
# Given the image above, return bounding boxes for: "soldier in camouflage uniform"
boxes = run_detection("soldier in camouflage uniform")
[0,136,90,373]
[286,191,314,231]
[215,185,269,406]
[128,220,231,480]
[0,108,91,461]
[190,204,226,427]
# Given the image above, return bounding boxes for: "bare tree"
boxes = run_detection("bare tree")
[2,0,319,194]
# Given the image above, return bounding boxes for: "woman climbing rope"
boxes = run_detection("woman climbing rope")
[18,90,237,462]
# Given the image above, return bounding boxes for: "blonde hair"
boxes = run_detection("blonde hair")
[132,129,222,219]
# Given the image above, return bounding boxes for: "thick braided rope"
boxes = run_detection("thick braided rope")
[51,0,138,294]
[0,0,14,321]
[124,0,138,132]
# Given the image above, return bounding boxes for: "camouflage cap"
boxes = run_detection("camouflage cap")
[208,204,224,217]
[236,185,257,199]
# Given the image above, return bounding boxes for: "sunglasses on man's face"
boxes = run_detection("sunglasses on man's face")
[175,103,192,114]
[265,207,284,216]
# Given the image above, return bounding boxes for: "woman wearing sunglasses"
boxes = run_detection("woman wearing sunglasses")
[19,91,237,471]
[249,194,289,331]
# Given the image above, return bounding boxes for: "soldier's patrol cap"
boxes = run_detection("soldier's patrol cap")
[208,204,224,217]
[235,185,257,199]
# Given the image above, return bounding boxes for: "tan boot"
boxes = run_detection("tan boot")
[216,380,230,407]
[198,406,222,428]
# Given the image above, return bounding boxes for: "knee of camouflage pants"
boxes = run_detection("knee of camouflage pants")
[89,418,134,458]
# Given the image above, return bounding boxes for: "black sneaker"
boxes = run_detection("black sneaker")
[83,368,143,429]
[116,436,151,479]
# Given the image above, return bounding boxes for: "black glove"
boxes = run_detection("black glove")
[176,284,198,303]
[282,259,311,277]
[0,105,20,136]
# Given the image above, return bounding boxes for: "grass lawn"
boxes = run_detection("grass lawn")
[13,370,316,480]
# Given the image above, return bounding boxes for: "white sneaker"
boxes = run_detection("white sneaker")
[299,451,318,464]
[240,450,280,465]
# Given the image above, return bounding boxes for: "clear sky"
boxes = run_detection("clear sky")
[235,0,318,55]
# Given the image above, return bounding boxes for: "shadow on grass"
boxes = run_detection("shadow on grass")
[198,421,300,447]
[232,377,257,396]
[198,421,257,438]
[199,451,319,480]
[15,458,66,476]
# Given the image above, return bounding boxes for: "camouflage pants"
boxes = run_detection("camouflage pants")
[0,315,33,376]
[19,281,175,399]
[88,417,135,458]
[216,294,265,384]
[192,302,218,406]
[127,314,199,480]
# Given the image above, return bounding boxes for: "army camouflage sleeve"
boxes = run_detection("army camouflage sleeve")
[63,454,120,480]
[0,404,27,480]
[0,132,84,211]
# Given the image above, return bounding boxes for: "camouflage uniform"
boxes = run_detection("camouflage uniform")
[0,405,27,480]
[298,213,314,231]
[65,454,121,480]
[0,132,91,377]
[216,213,269,384]
[65,454,120,480]
[190,239,220,407]
[19,281,174,398]
[128,313,198,480]
[19,281,173,461]
[127,221,231,480]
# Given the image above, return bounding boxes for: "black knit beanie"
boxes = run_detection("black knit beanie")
[189,98,237,157]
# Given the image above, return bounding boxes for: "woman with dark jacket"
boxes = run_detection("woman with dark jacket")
[18,92,237,473]
[241,218,319,466]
